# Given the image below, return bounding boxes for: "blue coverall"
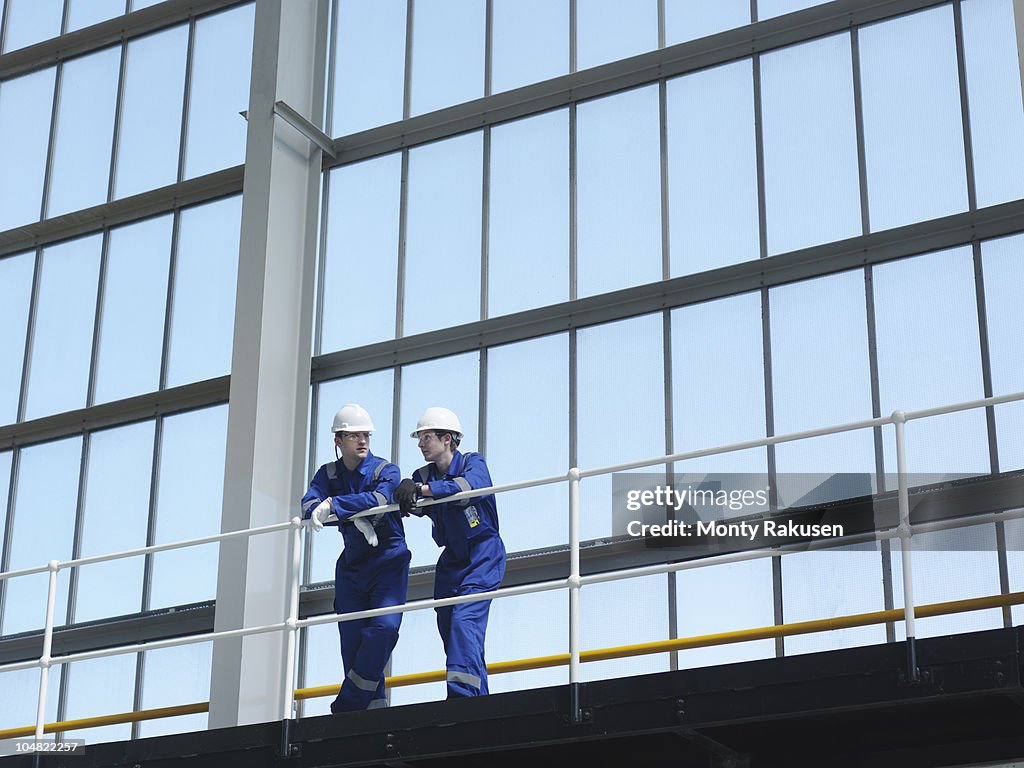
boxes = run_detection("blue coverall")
[412,450,506,697]
[301,452,409,712]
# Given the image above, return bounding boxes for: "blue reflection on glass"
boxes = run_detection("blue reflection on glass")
[93,215,173,404]
[981,234,1024,472]
[677,558,775,667]
[23,235,102,421]
[320,154,401,353]
[2,436,80,636]
[667,60,758,275]
[0,668,61,734]
[491,0,568,93]
[63,655,136,744]
[577,85,661,297]
[75,422,154,623]
[576,0,657,70]
[0,253,33,425]
[183,4,253,179]
[488,109,569,317]
[149,405,227,609]
[47,46,120,217]
[1,0,62,52]
[758,0,826,19]
[0,67,55,231]
[961,0,1024,208]
[665,0,749,44]
[770,270,876,490]
[165,196,241,387]
[860,6,968,232]
[488,333,569,552]
[761,33,861,255]
[581,575,669,680]
[403,132,482,336]
[66,0,126,32]
[672,293,768,475]
[308,370,395,584]
[399,351,480,567]
[409,0,485,116]
[138,642,211,736]
[113,25,188,199]
[487,590,567,692]
[874,248,989,477]
[331,0,406,135]
[578,314,664,540]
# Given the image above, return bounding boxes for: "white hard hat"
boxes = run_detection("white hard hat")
[332,403,375,433]
[410,406,462,438]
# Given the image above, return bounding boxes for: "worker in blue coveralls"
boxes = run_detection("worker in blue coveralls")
[301,403,409,713]
[393,407,506,698]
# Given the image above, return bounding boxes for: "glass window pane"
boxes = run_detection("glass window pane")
[93,215,173,404]
[1,0,62,52]
[981,234,1024,472]
[487,589,567,692]
[46,46,120,218]
[0,67,55,231]
[874,247,989,478]
[667,59,758,275]
[758,0,827,19]
[2,436,80,636]
[488,109,569,317]
[138,642,211,736]
[578,314,664,541]
[665,0,749,45]
[577,0,657,71]
[409,0,485,116]
[63,654,137,744]
[113,25,188,199]
[320,154,401,353]
[581,574,668,681]
[299,622,343,716]
[389,604,448,705]
[491,0,568,93]
[962,0,1024,208]
[761,33,861,255]
[398,352,480,568]
[403,132,482,336]
[23,235,102,421]
[860,6,968,232]
[130,0,163,9]
[677,558,775,668]
[782,545,887,654]
[330,0,406,135]
[672,293,768,475]
[0,451,10,568]
[75,422,154,623]
[149,405,227,609]
[577,85,661,297]
[488,334,569,553]
[893,526,1002,638]
[165,196,241,387]
[183,4,254,179]
[0,252,34,424]
[66,0,125,32]
[770,270,876,487]
[308,370,395,585]
[0,668,61,744]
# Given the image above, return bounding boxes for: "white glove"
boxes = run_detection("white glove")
[309,498,333,532]
[353,516,378,547]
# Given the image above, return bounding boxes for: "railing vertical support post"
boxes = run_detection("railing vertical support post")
[894,412,920,683]
[34,561,60,743]
[568,468,582,724]
[281,518,303,725]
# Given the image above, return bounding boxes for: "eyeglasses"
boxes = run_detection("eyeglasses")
[339,432,370,442]
[416,432,442,445]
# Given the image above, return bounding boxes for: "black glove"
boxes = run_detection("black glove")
[394,478,419,515]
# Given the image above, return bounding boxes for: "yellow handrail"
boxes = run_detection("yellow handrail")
[4,588,1021,739]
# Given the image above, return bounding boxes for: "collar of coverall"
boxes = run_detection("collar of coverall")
[336,449,377,477]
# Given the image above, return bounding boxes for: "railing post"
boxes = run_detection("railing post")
[35,560,60,742]
[893,412,921,683]
[281,517,303,722]
[568,468,582,723]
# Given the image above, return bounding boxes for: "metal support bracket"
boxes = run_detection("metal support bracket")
[276,718,301,760]
[899,636,923,685]
[273,100,337,159]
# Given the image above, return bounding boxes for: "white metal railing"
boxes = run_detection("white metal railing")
[1,390,1023,738]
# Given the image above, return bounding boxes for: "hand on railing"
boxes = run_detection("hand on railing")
[308,499,333,532]
[394,478,419,516]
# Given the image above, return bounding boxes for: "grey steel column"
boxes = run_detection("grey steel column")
[209,0,329,729]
